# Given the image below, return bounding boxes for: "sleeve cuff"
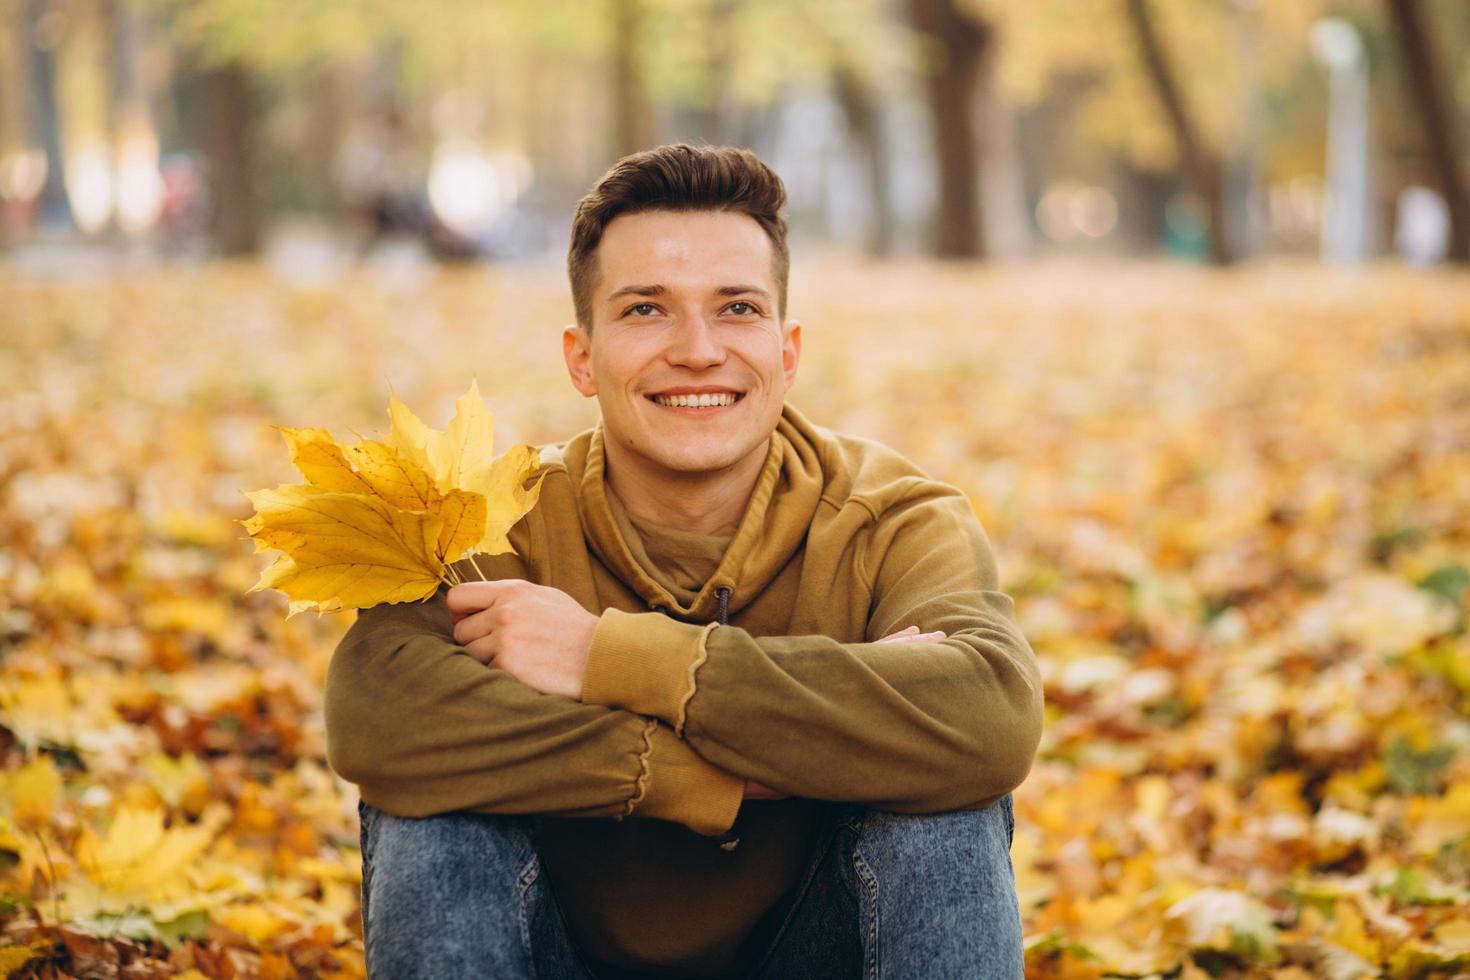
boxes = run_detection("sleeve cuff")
[629,721,744,836]
[581,608,714,730]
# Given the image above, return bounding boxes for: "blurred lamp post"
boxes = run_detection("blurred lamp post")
[427,141,534,245]
[0,149,47,204]
[63,142,112,234]
[1310,18,1373,264]
[115,128,165,236]
[427,141,503,240]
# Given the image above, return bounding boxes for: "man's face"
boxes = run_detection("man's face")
[562,209,800,482]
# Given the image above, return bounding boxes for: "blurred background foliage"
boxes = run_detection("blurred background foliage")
[0,0,1467,266]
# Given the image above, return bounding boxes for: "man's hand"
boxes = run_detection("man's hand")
[741,624,945,802]
[447,580,599,701]
[744,779,787,800]
[875,624,947,645]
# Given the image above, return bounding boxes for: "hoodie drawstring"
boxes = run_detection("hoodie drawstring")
[650,586,732,626]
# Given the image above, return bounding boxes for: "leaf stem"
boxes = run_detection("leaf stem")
[33,828,60,926]
[466,554,490,582]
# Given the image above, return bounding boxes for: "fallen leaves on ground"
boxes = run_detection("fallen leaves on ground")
[0,259,1466,978]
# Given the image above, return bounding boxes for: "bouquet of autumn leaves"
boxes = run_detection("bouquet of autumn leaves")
[242,381,543,615]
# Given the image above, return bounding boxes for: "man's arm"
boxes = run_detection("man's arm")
[578,484,1045,813]
[322,586,746,836]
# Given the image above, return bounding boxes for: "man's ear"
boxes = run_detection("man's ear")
[563,324,597,397]
[781,319,802,387]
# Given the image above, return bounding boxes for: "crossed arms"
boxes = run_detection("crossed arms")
[322,485,1044,836]
[441,578,949,801]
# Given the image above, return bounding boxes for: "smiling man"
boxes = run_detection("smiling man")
[324,144,1043,980]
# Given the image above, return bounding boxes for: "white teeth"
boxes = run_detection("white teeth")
[653,392,738,408]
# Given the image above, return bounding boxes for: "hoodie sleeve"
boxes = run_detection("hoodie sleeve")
[323,584,745,836]
[579,483,1044,813]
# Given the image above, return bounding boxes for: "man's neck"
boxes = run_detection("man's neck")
[603,440,770,535]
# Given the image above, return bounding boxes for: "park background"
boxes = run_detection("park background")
[1,0,1468,976]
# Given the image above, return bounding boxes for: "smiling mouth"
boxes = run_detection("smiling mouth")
[647,392,745,410]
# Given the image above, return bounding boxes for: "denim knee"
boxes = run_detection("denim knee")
[358,800,543,979]
[847,794,1023,979]
[852,793,1015,865]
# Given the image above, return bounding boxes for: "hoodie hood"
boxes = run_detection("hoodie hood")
[574,402,826,624]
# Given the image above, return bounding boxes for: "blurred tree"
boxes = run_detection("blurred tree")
[0,0,40,238]
[989,0,1330,260]
[906,0,992,258]
[134,0,919,251]
[25,1,70,227]
[790,1,910,256]
[193,61,259,254]
[1385,0,1469,262]
[1123,0,1230,264]
[831,55,895,256]
[609,0,652,157]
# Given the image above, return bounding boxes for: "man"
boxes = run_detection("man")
[324,144,1044,979]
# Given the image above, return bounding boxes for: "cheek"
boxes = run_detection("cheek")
[595,341,658,389]
[736,335,787,378]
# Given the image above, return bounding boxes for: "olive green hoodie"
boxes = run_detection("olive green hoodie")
[323,402,1043,977]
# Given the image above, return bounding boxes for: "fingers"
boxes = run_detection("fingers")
[744,779,787,800]
[451,605,500,647]
[876,625,948,644]
[446,579,523,616]
[462,635,497,666]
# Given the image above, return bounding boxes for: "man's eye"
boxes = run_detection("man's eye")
[627,303,658,317]
[727,301,759,316]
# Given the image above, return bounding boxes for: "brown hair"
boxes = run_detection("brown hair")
[567,143,790,329]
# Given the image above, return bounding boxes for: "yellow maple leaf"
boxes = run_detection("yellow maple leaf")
[276,426,374,495]
[74,803,228,903]
[470,443,543,556]
[217,902,294,943]
[386,385,436,475]
[0,940,52,975]
[436,488,489,564]
[246,489,447,613]
[0,672,76,748]
[4,755,62,828]
[383,380,543,557]
[243,381,540,613]
[430,380,496,490]
[343,438,442,512]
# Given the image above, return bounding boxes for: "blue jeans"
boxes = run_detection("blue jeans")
[358,794,1021,979]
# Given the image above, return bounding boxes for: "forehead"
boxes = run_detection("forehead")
[594,210,774,296]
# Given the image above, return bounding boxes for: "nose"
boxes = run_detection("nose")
[665,315,725,370]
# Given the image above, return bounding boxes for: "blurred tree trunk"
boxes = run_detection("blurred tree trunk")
[27,0,70,226]
[832,59,894,257]
[1386,0,1470,263]
[304,67,349,215]
[1124,0,1232,265]
[975,47,1031,259]
[194,60,260,255]
[684,0,738,145]
[610,0,651,158]
[1,6,29,156]
[906,0,990,258]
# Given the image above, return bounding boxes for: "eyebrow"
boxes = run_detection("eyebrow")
[604,284,772,304]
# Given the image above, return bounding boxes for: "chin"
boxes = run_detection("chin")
[651,447,748,476]
[646,427,761,470]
